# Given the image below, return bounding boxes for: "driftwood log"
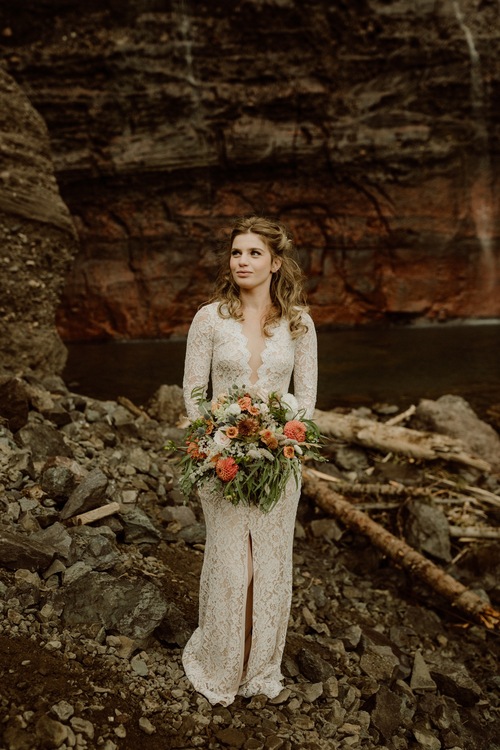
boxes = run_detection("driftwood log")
[302,468,500,631]
[66,502,121,527]
[314,409,491,473]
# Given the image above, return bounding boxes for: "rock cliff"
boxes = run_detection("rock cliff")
[0,0,499,340]
[0,68,78,374]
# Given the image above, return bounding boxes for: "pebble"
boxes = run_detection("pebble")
[138,716,156,735]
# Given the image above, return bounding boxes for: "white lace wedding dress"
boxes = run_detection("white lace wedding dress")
[182,302,317,706]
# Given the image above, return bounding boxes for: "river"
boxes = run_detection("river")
[63,321,500,416]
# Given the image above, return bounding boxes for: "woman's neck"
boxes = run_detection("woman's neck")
[239,287,273,317]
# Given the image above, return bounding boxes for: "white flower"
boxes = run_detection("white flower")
[246,448,262,460]
[281,393,299,419]
[213,429,231,447]
[225,403,242,417]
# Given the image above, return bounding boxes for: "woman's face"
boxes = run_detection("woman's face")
[229,232,281,292]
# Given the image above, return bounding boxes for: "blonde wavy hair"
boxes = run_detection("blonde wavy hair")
[211,215,309,338]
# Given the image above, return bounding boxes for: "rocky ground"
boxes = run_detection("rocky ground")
[0,375,499,750]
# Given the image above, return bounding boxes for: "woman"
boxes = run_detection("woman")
[182,215,317,706]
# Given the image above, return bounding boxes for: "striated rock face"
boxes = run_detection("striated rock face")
[1,0,499,339]
[0,67,78,372]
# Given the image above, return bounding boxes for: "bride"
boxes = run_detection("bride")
[182,215,317,706]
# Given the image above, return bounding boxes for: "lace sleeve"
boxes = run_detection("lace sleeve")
[183,305,215,421]
[293,312,318,420]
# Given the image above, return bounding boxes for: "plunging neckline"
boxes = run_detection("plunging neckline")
[234,318,271,386]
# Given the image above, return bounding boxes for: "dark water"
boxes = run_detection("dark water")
[63,322,500,415]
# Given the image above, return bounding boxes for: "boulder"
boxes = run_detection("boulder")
[404,499,452,562]
[416,395,500,472]
[59,468,108,520]
[0,527,56,572]
[15,423,73,462]
[57,571,169,641]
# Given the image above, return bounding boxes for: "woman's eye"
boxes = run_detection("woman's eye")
[231,250,241,256]
[251,250,261,256]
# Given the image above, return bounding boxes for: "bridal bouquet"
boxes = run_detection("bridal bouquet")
[178,385,323,513]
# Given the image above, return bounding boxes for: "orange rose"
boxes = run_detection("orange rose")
[248,405,260,416]
[226,426,239,439]
[237,396,252,411]
[283,445,295,459]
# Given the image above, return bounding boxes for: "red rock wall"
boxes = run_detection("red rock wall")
[1,0,499,339]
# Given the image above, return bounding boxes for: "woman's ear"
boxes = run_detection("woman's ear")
[271,257,282,273]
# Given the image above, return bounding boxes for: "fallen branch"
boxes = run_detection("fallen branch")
[449,525,500,540]
[314,410,491,473]
[426,473,500,509]
[117,396,150,420]
[67,502,121,526]
[385,404,417,426]
[302,468,500,631]
[308,468,433,499]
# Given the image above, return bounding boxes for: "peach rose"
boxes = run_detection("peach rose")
[283,445,295,459]
[226,426,239,439]
[237,396,252,411]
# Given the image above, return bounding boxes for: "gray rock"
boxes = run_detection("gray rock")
[67,526,121,571]
[138,717,156,735]
[70,717,94,739]
[60,468,108,520]
[404,499,451,562]
[0,527,56,572]
[410,650,437,691]
[119,506,161,545]
[0,377,30,432]
[178,522,206,545]
[293,681,323,702]
[16,422,73,462]
[7,449,35,480]
[310,518,343,541]
[31,522,73,561]
[128,446,151,473]
[413,726,441,750]
[360,644,400,683]
[429,661,482,707]
[63,561,93,585]
[297,648,336,682]
[57,570,169,641]
[35,715,68,749]
[160,505,197,528]
[334,446,370,472]
[416,394,500,471]
[371,685,405,739]
[155,602,192,647]
[147,384,184,425]
[51,700,74,721]
[40,456,87,498]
